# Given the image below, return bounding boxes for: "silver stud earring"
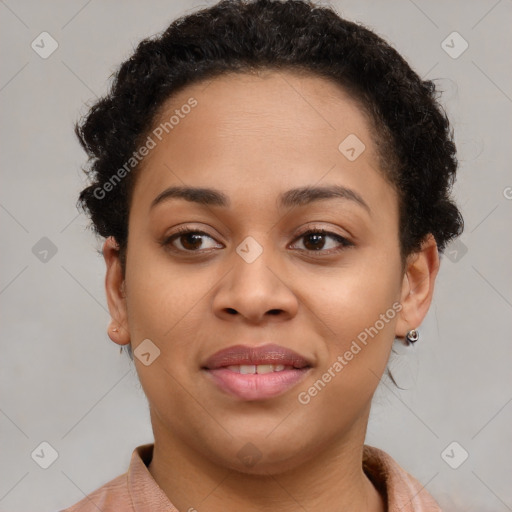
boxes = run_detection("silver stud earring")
[406,329,419,344]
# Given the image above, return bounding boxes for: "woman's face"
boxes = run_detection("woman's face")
[105,70,432,473]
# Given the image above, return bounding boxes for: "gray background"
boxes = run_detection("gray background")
[1,0,511,510]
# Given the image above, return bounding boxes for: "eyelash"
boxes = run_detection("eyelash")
[162,225,354,256]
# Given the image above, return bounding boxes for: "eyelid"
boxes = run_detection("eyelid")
[293,223,352,240]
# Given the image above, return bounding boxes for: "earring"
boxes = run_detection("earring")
[112,327,119,333]
[406,329,419,344]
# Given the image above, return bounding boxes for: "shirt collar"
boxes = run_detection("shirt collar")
[363,445,441,511]
[128,443,179,512]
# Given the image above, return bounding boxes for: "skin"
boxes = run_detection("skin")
[103,70,439,511]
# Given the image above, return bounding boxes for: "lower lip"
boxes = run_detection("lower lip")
[204,367,310,401]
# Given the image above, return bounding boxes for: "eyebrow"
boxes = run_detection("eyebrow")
[150,184,370,213]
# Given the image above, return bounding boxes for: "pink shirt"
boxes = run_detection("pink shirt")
[61,444,441,511]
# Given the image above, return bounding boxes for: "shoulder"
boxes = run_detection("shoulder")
[59,472,131,512]
[363,445,442,511]
[59,443,175,512]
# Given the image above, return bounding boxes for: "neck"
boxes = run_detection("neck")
[147,408,385,512]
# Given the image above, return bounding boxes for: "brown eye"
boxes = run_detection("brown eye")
[178,232,205,251]
[164,228,223,252]
[302,232,327,251]
[291,229,353,253]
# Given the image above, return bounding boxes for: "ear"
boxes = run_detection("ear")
[103,236,130,346]
[396,234,440,338]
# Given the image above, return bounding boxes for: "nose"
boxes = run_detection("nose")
[212,243,299,325]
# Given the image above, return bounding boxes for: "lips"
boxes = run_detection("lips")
[202,343,312,370]
[202,344,312,401]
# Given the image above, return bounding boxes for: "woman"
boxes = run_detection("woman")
[63,0,463,510]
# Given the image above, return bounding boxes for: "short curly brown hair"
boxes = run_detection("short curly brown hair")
[76,0,463,270]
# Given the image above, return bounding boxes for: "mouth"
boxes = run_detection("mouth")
[201,344,313,401]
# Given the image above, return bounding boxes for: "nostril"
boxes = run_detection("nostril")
[226,308,237,315]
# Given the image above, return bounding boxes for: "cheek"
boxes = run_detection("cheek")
[307,251,402,388]
[124,246,219,367]
[123,260,209,411]
[312,251,401,333]
[126,274,199,334]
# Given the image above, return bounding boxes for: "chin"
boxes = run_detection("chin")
[224,450,306,477]
[206,433,321,477]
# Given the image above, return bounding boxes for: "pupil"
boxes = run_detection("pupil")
[305,233,325,250]
[183,234,202,250]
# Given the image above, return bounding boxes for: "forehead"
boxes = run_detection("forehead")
[152,69,374,151]
[130,70,393,215]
